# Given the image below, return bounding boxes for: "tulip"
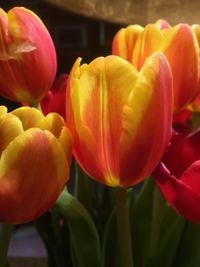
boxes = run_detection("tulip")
[0,106,72,223]
[0,7,57,103]
[41,74,68,119]
[112,20,200,113]
[152,129,200,223]
[66,53,173,187]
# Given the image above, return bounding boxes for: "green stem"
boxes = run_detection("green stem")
[0,224,13,267]
[114,187,134,267]
[149,186,163,255]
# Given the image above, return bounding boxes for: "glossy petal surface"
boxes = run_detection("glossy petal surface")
[66,54,172,187]
[0,106,72,223]
[112,21,200,112]
[153,162,200,223]
[0,7,56,103]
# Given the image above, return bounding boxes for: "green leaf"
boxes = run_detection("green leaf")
[172,221,200,267]
[35,211,72,267]
[55,189,101,267]
[146,206,185,267]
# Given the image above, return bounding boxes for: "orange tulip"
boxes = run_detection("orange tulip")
[66,54,173,187]
[0,106,72,223]
[112,21,200,113]
[0,7,56,103]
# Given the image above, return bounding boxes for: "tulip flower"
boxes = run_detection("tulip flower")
[41,74,68,119]
[112,20,200,113]
[0,7,57,103]
[152,129,200,223]
[0,106,72,224]
[66,53,173,187]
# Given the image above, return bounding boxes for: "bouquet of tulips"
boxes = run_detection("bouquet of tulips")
[0,6,200,267]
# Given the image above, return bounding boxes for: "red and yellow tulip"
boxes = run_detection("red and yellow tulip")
[66,54,173,187]
[0,7,57,103]
[0,106,72,223]
[112,21,200,113]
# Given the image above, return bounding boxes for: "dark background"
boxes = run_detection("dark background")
[0,0,122,75]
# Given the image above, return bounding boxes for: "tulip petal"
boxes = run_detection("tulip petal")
[162,24,199,112]
[163,129,200,178]
[11,107,44,130]
[153,162,200,223]
[40,74,68,118]
[0,105,7,117]
[112,25,143,62]
[0,128,69,223]
[132,24,163,70]
[181,160,200,195]
[58,127,72,163]
[119,53,173,186]
[0,113,23,156]
[155,19,170,30]
[39,112,65,138]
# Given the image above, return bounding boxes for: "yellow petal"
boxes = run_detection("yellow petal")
[0,106,7,118]
[0,113,23,156]
[132,24,163,70]
[39,112,65,138]
[11,107,44,130]
[58,127,72,163]
[119,52,173,186]
[112,25,143,62]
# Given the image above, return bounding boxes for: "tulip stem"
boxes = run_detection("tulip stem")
[149,186,163,255]
[0,224,13,267]
[114,187,134,267]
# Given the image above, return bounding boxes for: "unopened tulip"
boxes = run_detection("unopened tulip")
[152,129,200,223]
[0,7,57,103]
[66,54,173,187]
[112,21,200,113]
[0,106,72,223]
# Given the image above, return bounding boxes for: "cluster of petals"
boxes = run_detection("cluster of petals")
[66,53,173,187]
[112,20,200,113]
[152,129,200,223]
[0,106,72,223]
[1,3,200,226]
